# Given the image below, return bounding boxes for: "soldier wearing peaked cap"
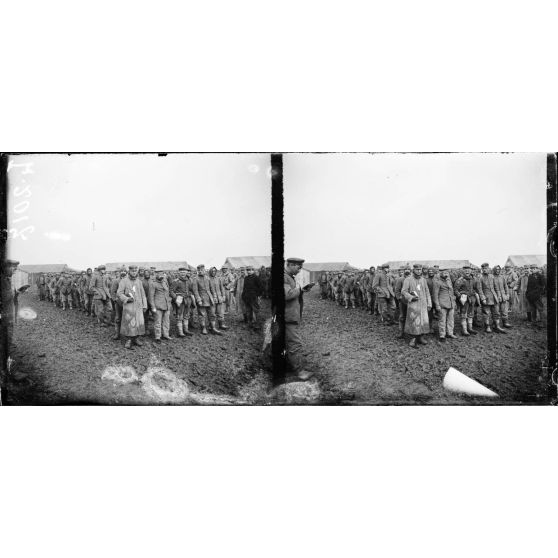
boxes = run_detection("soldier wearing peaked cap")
[478,262,506,333]
[372,263,396,325]
[90,265,112,326]
[401,264,432,348]
[284,258,314,381]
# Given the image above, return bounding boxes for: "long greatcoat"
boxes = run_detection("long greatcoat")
[402,275,432,335]
[117,276,147,336]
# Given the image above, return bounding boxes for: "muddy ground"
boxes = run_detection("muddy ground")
[298,289,549,405]
[4,289,549,405]
[5,291,272,405]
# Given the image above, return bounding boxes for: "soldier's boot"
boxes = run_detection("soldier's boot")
[183,319,193,336]
[69,301,73,309]
[177,322,185,337]
[125,339,133,350]
[243,313,248,323]
[112,322,120,341]
[503,318,512,328]
[351,301,356,309]
[344,301,349,309]
[200,318,208,335]
[494,319,507,334]
[417,335,428,345]
[461,319,470,336]
[210,320,223,335]
[466,318,478,335]
[485,316,493,333]
[397,322,405,339]
[218,319,228,330]
[527,312,532,322]
[133,337,143,346]
[62,301,66,310]
[409,337,417,348]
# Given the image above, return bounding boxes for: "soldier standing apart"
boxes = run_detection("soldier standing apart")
[319,271,329,300]
[117,265,147,349]
[90,265,112,326]
[242,265,263,330]
[493,265,512,328]
[373,264,396,325]
[170,267,194,337]
[192,264,221,335]
[395,265,411,339]
[401,264,432,348]
[209,266,228,331]
[478,263,506,333]
[526,265,546,323]
[454,265,479,336]
[284,257,314,381]
[110,267,127,340]
[433,268,457,341]
[149,269,174,342]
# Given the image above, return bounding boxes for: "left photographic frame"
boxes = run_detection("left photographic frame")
[1,153,273,405]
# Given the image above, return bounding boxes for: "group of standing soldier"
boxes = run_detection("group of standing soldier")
[35,264,270,349]
[317,262,546,348]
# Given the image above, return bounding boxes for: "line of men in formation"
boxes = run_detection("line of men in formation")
[36,264,270,349]
[317,262,546,347]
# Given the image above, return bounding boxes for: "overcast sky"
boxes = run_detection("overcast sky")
[284,153,547,268]
[7,154,271,270]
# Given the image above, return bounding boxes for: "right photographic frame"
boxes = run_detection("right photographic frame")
[281,152,556,405]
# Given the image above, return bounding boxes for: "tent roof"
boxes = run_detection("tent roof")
[105,261,195,272]
[385,259,475,269]
[223,256,271,269]
[303,262,357,272]
[505,255,546,267]
[19,263,73,273]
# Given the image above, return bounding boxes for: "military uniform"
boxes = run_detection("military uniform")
[242,267,263,328]
[89,266,112,325]
[192,266,220,335]
[477,264,505,333]
[148,275,173,341]
[454,269,479,335]
[433,274,456,339]
[493,267,511,328]
[526,267,545,322]
[209,267,228,331]
[372,266,396,324]
[284,258,312,379]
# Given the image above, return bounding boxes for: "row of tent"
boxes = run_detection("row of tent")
[13,254,547,290]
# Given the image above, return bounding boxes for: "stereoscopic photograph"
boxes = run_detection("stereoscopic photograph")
[1,152,555,405]
[283,152,554,404]
[2,153,273,404]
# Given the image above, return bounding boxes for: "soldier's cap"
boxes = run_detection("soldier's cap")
[286,257,305,265]
[98,265,106,271]
[462,265,471,269]
[178,267,188,271]
[481,262,489,268]
[128,265,138,270]
[413,264,422,269]
[197,264,205,270]
[381,263,389,269]
[150,266,156,270]
[246,265,254,270]
[221,266,228,270]
[434,265,439,269]
[530,264,537,268]
[138,267,144,271]
[6,259,19,266]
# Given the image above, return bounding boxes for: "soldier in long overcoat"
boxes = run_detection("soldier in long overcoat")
[401,264,432,348]
[117,265,147,349]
